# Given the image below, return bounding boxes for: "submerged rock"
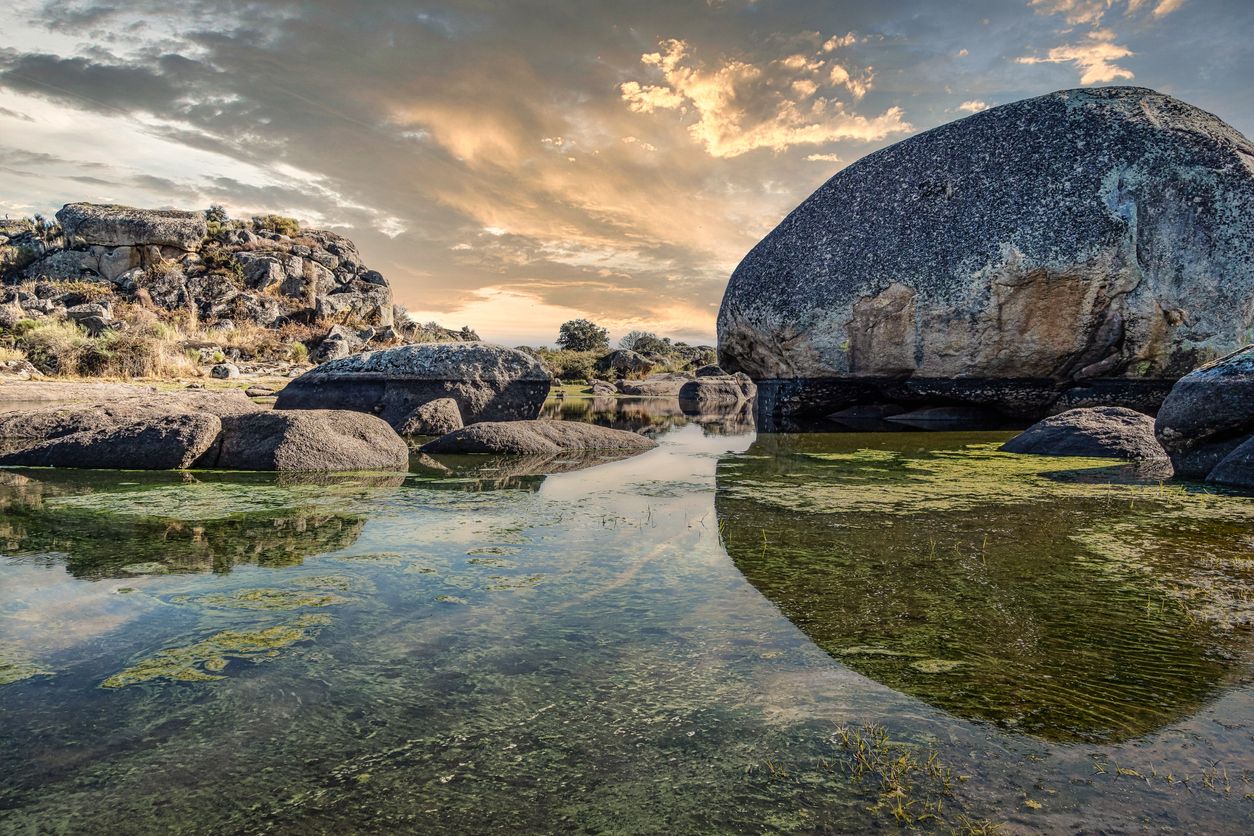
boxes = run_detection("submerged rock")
[1002,407,1167,461]
[1156,345,1254,479]
[420,420,657,455]
[718,87,1254,429]
[207,410,409,472]
[0,413,221,469]
[274,342,550,430]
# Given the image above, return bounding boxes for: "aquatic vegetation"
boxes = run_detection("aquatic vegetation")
[101,614,330,688]
[189,587,348,611]
[293,575,353,591]
[118,562,168,575]
[0,644,52,686]
[718,434,1254,742]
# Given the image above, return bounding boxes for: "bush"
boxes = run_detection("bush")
[535,348,598,381]
[253,214,301,237]
[288,341,309,363]
[619,330,671,354]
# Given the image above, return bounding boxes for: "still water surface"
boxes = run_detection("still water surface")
[1,398,1252,833]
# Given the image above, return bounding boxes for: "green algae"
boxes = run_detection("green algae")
[190,587,348,611]
[101,614,331,688]
[435,595,467,605]
[0,644,52,686]
[467,556,512,567]
[717,433,1254,743]
[293,575,354,591]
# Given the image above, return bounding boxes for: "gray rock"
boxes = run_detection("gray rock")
[66,302,112,322]
[210,363,239,379]
[1001,406,1166,460]
[694,364,727,377]
[0,413,221,470]
[0,389,260,441]
[91,245,139,282]
[595,349,653,379]
[77,315,118,338]
[397,397,463,436]
[420,420,657,455]
[617,374,693,396]
[207,410,408,471]
[23,249,95,281]
[678,377,757,413]
[275,342,551,430]
[57,203,207,250]
[1155,345,1254,477]
[1206,436,1254,490]
[718,87,1254,429]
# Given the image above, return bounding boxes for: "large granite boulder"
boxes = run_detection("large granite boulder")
[595,349,653,379]
[1155,345,1254,478]
[56,203,207,250]
[420,420,657,455]
[1207,437,1254,489]
[1001,407,1166,461]
[274,342,551,430]
[204,410,408,472]
[0,413,221,470]
[718,87,1254,430]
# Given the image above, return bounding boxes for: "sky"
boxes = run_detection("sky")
[1,1,1252,346]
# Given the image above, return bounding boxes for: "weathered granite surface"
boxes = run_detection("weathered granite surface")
[718,87,1254,429]
[274,342,551,430]
[1156,345,1254,479]
[1001,406,1167,460]
[57,203,207,250]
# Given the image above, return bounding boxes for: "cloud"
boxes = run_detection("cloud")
[957,100,988,112]
[1016,28,1135,84]
[804,153,841,162]
[620,38,909,158]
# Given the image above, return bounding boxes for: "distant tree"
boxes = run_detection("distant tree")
[619,330,671,354]
[204,204,229,223]
[557,318,609,352]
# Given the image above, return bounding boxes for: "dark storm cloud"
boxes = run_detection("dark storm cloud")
[1,0,1251,341]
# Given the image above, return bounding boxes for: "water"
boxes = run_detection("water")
[1,398,1252,833]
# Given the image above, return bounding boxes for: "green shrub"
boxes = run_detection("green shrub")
[288,341,309,363]
[253,214,301,237]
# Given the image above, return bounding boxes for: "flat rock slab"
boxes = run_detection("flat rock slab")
[0,413,221,470]
[207,410,409,472]
[420,420,657,455]
[57,202,207,250]
[276,342,550,430]
[1002,406,1167,460]
[0,390,260,439]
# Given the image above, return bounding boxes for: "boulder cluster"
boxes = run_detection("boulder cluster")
[0,202,476,369]
[999,345,1254,489]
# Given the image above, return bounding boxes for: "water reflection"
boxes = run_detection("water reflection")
[0,469,396,578]
[541,394,755,436]
[715,432,1254,743]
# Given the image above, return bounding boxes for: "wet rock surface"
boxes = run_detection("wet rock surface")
[420,420,657,455]
[718,87,1254,429]
[275,342,551,430]
[1156,345,1254,480]
[1002,406,1167,461]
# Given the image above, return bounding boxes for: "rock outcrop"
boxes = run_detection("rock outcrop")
[274,342,551,430]
[595,349,653,379]
[420,420,657,455]
[718,87,1254,430]
[58,203,207,250]
[1001,406,1167,460]
[1155,345,1254,480]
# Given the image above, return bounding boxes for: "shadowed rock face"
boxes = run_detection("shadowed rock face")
[275,342,551,429]
[1156,345,1254,480]
[718,87,1254,429]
